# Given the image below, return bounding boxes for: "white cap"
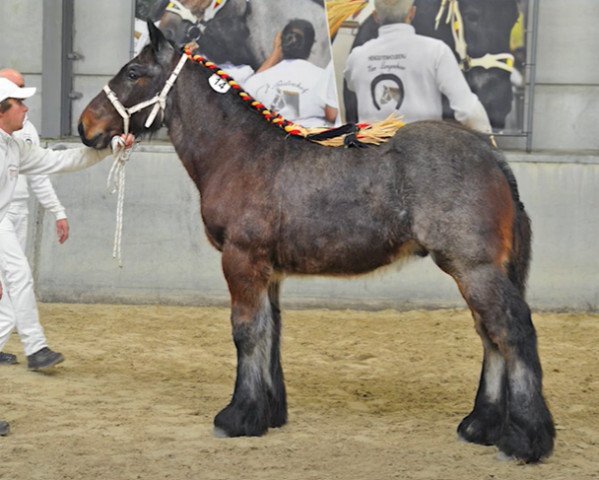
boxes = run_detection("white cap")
[0,78,36,103]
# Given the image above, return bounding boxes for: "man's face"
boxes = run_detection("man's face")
[0,98,28,134]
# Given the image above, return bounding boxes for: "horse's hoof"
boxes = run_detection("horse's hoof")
[495,451,524,463]
[214,402,269,437]
[268,401,288,429]
[496,415,555,463]
[457,408,502,446]
[213,426,230,438]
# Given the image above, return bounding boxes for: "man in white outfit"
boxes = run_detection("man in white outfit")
[343,0,492,133]
[0,75,133,436]
[0,69,70,371]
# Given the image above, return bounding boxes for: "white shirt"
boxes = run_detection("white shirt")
[244,59,335,128]
[0,128,110,224]
[10,120,67,220]
[344,23,491,132]
[220,62,255,85]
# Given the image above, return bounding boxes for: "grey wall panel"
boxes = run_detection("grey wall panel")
[0,0,43,72]
[23,74,43,134]
[35,146,228,305]
[34,145,599,311]
[513,161,599,310]
[532,85,599,150]
[70,75,114,134]
[536,0,599,85]
[72,0,132,75]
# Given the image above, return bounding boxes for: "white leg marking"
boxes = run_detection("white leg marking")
[510,360,536,399]
[484,349,505,404]
[240,293,274,399]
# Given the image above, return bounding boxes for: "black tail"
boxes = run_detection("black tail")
[493,151,532,295]
[510,203,532,295]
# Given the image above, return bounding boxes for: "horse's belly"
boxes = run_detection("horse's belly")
[276,237,420,276]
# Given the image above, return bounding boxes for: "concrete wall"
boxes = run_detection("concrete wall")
[32,145,599,311]
[1,0,598,310]
[532,0,599,150]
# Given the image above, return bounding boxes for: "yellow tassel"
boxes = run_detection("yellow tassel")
[326,0,368,37]
[300,114,405,148]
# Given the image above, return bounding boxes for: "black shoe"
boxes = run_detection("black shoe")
[27,347,64,371]
[0,420,9,436]
[0,352,18,365]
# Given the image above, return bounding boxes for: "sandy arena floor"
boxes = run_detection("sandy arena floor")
[1,304,598,479]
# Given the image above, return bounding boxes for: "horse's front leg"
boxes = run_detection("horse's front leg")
[214,245,287,437]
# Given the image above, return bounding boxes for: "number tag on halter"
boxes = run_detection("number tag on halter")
[209,74,230,94]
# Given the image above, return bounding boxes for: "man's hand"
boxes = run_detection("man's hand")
[121,133,135,149]
[111,133,136,154]
[256,32,283,73]
[56,218,69,244]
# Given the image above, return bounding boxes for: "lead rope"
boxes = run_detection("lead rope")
[107,137,136,267]
[102,53,188,267]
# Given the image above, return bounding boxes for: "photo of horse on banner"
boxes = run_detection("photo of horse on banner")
[135,0,332,70]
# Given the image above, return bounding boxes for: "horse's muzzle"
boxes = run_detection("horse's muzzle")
[78,121,111,150]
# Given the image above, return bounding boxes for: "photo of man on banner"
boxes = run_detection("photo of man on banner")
[328,0,529,134]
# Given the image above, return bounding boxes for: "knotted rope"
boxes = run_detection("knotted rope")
[107,137,136,267]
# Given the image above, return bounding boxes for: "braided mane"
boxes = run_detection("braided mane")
[184,47,404,147]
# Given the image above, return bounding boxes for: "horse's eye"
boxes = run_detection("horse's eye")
[128,71,139,81]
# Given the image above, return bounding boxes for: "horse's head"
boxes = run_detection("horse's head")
[79,22,179,149]
[459,0,519,129]
[158,0,212,47]
[156,0,258,68]
[412,0,453,42]
[191,0,259,69]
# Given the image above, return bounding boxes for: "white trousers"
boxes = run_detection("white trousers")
[0,211,46,356]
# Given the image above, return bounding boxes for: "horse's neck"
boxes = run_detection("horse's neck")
[165,62,272,190]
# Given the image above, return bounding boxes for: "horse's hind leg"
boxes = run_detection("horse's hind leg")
[451,263,555,462]
[458,324,506,446]
[213,246,287,437]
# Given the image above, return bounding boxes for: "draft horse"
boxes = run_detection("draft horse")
[78,23,554,463]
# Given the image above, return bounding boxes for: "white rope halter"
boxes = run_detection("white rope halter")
[103,52,188,137]
[165,0,229,24]
[434,0,515,73]
[165,0,202,24]
[102,52,188,266]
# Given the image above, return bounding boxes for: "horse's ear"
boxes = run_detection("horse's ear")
[147,20,175,64]
[148,20,165,50]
